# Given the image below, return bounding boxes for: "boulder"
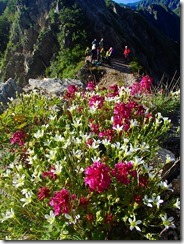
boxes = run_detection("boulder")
[0,78,22,113]
[24,77,86,96]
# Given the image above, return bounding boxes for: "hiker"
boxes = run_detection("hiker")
[91,39,98,49]
[123,45,131,62]
[99,38,104,49]
[105,47,114,65]
[96,46,101,64]
[85,47,90,56]
[90,44,97,64]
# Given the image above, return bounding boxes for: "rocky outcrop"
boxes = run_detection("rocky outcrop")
[0,78,22,113]
[23,77,86,96]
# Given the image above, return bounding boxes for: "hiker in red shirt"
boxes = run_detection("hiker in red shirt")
[123,45,131,62]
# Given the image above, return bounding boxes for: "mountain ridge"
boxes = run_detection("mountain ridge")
[0,0,180,86]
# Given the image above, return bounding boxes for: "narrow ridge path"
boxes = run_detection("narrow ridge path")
[98,58,137,88]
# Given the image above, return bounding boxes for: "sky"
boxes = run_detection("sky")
[113,0,141,4]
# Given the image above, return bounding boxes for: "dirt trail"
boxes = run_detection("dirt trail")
[98,58,137,88]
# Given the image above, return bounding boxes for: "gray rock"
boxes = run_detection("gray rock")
[0,78,22,112]
[25,77,85,96]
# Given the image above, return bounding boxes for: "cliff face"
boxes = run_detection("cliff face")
[0,0,180,86]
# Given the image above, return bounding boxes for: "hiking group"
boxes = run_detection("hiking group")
[85,38,131,66]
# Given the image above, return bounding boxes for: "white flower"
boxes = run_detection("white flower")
[31,170,42,183]
[132,156,144,167]
[157,180,173,191]
[87,139,100,149]
[75,165,84,173]
[12,174,25,188]
[72,149,83,159]
[68,105,77,113]
[130,119,139,128]
[27,148,35,156]
[101,138,111,146]
[2,169,12,178]
[123,138,129,144]
[74,137,82,144]
[51,161,63,175]
[20,191,33,207]
[118,86,131,98]
[124,143,138,157]
[91,156,101,162]
[16,164,23,171]
[45,211,55,225]
[62,139,71,149]
[128,215,142,232]
[173,198,180,209]
[64,214,80,225]
[45,148,58,161]
[27,154,38,165]
[49,114,57,121]
[151,193,164,209]
[54,134,65,142]
[89,106,98,113]
[160,213,175,229]
[21,188,29,195]
[80,133,90,141]
[44,139,52,146]
[0,208,15,223]
[143,195,153,208]
[112,124,124,133]
[139,142,150,152]
[33,129,44,139]
[112,142,122,149]
[72,118,82,128]
[165,154,175,164]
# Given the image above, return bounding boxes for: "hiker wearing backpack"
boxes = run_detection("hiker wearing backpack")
[123,45,131,63]
[105,47,114,66]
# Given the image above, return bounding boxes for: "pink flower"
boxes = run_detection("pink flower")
[139,175,148,187]
[67,84,78,94]
[89,95,104,109]
[105,213,114,224]
[89,122,100,134]
[140,75,153,93]
[49,188,70,216]
[108,84,119,97]
[134,194,142,204]
[42,166,57,180]
[64,85,78,100]
[112,161,136,185]
[98,129,114,141]
[38,186,50,201]
[79,196,89,206]
[10,130,26,146]
[84,161,111,193]
[130,75,153,95]
[86,81,96,91]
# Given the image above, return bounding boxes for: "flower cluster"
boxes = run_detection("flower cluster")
[84,161,111,193]
[0,76,180,240]
[10,130,26,146]
[130,75,153,95]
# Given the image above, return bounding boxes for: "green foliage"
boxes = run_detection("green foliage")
[46,3,87,78]
[0,14,10,54]
[46,45,85,78]
[105,0,112,7]
[129,58,145,75]
[151,90,180,117]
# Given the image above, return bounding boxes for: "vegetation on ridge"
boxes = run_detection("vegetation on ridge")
[0,75,180,240]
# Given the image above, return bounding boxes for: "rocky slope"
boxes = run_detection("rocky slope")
[0,0,180,87]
